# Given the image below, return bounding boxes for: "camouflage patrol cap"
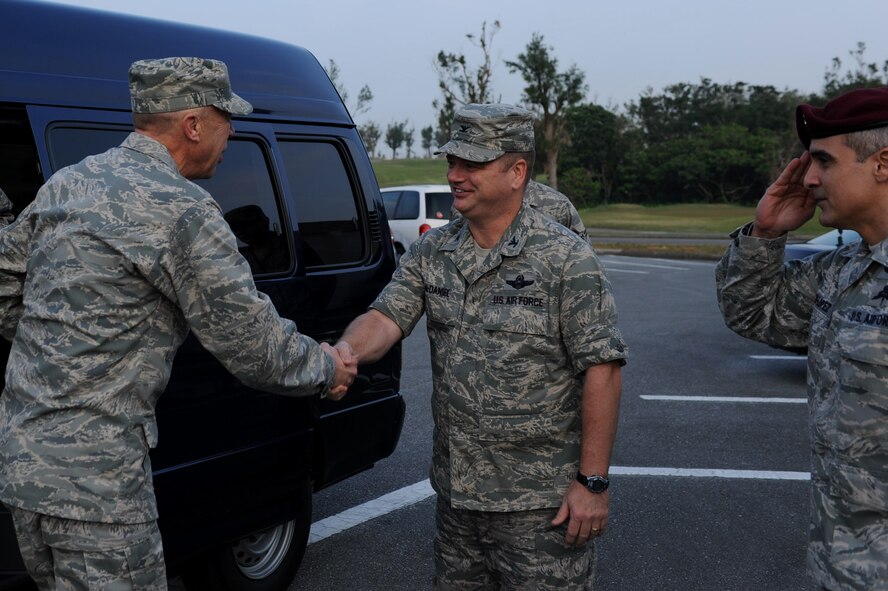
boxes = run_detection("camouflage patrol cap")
[129,57,253,115]
[435,103,534,162]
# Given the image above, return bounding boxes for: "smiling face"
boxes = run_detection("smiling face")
[446,154,527,225]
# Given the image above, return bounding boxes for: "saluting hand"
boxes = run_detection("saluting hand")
[753,152,816,239]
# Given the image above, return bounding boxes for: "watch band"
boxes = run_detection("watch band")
[576,471,610,493]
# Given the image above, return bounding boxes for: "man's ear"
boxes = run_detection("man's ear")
[511,158,528,191]
[181,112,201,142]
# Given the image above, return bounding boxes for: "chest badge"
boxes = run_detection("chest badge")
[873,285,888,305]
[505,274,535,289]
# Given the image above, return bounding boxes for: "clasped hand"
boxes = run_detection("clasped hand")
[321,341,358,400]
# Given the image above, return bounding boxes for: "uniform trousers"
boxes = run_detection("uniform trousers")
[8,506,166,591]
[434,496,596,591]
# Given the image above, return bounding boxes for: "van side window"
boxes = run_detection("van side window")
[381,191,400,219]
[47,126,128,171]
[0,107,44,215]
[393,190,419,220]
[196,139,291,275]
[47,128,290,276]
[278,141,364,269]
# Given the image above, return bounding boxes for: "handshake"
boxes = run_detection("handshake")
[320,341,358,400]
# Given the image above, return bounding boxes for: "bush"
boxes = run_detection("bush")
[559,167,601,208]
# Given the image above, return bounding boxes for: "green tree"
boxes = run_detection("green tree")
[326,59,373,116]
[421,125,435,158]
[506,33,586,190]
[823,42,888,99]
[433,20,501,146]
[405,126,416,159]
[359,121,381,158]
[384,120,409,159]
[560,103,629,204]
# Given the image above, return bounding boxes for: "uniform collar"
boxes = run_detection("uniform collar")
[440,205,532,285]
[870,234,888,269]
[121,132,181,176]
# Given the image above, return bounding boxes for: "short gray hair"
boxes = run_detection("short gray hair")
[845,126,888,162]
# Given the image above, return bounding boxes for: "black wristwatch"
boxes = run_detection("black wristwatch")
[576,471,610,493]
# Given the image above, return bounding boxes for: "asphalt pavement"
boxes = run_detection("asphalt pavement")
[287,254,814,591]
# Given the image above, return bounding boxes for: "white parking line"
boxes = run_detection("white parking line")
[601,259,691,271]
[750,355,807,360]
[603,267,648,274]
[610,466,809,480]
[310,462,810,542]
[309,479,434,544]
[641,395,806,404]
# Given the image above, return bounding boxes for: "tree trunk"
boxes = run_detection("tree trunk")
[547,150,559,190]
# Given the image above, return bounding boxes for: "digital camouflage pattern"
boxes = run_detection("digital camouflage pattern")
[435,103,535,163]
[434,497,595,590]
[129,57,252,115]
[0,132,334,524]
[0,188,14,227]
[372,204,626,512]
[10,506,166,590]
[525,181,590,246]
[716,224,888,590]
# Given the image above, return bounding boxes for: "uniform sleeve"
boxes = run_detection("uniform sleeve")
[0,197,36,341]
[559,241,627,373]
[166,201,334,396]
[370,236,428,337]
[715,224,819,349]
[0,189,15,227]
[562,201,591,247]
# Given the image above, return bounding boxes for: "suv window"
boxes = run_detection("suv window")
[381,191,400,219]
[278,140,364,269]
[197,140,290,275]
[46,127,290,275]
[393,190,419,220]
[425,192,453,221]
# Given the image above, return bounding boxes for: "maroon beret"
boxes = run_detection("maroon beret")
[796,87,888,148]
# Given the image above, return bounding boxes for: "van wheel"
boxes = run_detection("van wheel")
[180,481,312,591]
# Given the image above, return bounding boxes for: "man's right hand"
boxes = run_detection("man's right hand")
[321,342,357,400]
[752,151,816,239]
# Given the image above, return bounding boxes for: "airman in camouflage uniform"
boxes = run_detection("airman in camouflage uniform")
[0,57,355,591]
[716,87,888,591]
[338,104,627,590]
[525,180,590,244]
[0,188,14,227]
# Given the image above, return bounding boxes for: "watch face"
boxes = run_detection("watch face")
[590,477,608,492]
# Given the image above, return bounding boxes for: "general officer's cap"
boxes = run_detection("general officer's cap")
[435,103,535,163]
[129,57,253,115]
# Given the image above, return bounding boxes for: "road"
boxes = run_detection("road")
[289,254,813,590]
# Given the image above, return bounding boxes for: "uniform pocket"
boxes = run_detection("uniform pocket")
[835,322,888,449]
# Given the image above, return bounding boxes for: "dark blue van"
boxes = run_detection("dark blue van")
[0,1,404,589]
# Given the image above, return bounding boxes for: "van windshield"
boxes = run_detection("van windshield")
[425,192,453,221]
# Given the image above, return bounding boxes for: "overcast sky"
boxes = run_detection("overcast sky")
[50,0,888,136]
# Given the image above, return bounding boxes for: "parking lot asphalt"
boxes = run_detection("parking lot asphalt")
[280,254,815,591]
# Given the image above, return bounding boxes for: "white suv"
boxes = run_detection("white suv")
[381,184,454,255]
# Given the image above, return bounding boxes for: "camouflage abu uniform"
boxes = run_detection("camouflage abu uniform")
[716,226,888,590]
[374,205,625,510]
[525,180,590,245]
[0,188,14,227]
[0,58,334,590]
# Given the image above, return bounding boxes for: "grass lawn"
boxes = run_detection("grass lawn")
[580,203,828,238]
[372,158,448,188]
[371,159,830,239]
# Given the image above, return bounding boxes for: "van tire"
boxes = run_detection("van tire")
[180,480,312,591]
